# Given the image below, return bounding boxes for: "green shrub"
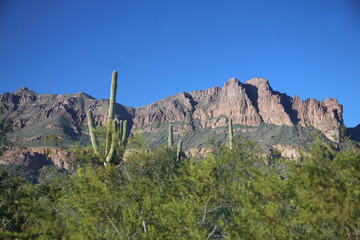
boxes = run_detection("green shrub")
[1,133,359,239]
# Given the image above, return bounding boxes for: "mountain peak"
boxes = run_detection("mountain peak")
[245,77,269,87]
[75,91,95,99]
[15,87,34,94]
[223,77,241,88]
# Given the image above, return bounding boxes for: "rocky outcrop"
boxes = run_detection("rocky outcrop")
[0,148,47,170]
[0,87,134,133]
[201,78,263,127]
[131,77,343,141]
[0,147,75,170]
[291,96,343,140]
[244,78,293,126]
[271,145,301,160]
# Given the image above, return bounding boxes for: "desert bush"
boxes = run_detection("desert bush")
[1,133,359,239]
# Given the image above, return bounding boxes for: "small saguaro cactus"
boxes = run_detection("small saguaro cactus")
[87,70,128,166]
[168,124,174,148]
[177,140,183,162]
[168,124,183,162]
[229,118,233,150]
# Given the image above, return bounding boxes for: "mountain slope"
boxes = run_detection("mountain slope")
[0,87,134,147]
[133,77,343,142]
[0,77,348,162]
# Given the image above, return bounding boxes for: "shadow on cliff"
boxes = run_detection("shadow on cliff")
[115,103,135,132]
[346,124,360,142]
[243,84,300,125]
[278,92,300,125]
[243,84,260,113]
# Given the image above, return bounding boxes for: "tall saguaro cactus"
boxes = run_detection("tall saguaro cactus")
[87,70,128,166]
[229,118,233,150]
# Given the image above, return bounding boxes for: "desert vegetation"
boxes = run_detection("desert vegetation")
[0,130,359,239]
[0,71,359,239]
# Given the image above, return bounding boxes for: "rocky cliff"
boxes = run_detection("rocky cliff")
[133,77,343,141]
[0,77,346,168]
[0,87,134,147]
[0,87,134,129]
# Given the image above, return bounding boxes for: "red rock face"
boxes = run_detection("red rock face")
[131,77,343,141]
[212,78,262,126]
[291,96,343,140]
[0,147,75,170]
[0,88,133,130]
[1,78,344,143]
[244,78,293,126]
[0,78,346,168]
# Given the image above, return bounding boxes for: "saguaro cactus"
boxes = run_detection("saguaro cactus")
[177,140,183,162]
[87,70,128,166]
[168,124,174,148]
[168,124,183,161]
[229,118,233,150]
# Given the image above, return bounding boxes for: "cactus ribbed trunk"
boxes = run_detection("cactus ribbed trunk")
[177,140,182,162]
[122,120,128,147]
[106,70,118,154]
[105,120,117,163]
[168,124,174,148]
[229,118,233,150]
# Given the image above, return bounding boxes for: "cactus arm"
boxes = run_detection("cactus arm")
[177,140,183,162]
[229,118,233,150]
[108,70,117,121]
[105,120,117,163]
[118,120,123,143]
[87,109,100,157]
[106,70,118,153]
[122,120,128,144]
[168,124,174,148]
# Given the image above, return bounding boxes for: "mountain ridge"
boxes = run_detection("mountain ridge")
[0,78,360,168]
[1,77,345,140]
[0,76,354,170]
[132,77,343,141]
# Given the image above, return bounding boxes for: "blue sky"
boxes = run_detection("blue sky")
[0,0,359,127]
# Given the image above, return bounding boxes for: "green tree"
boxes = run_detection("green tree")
[43,133,62,147]
[0,167,69,239]
[0,168,27,233]
[223,138,360,239]
[284,139,360,239]
[1,129,359,239]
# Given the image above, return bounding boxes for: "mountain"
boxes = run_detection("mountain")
[0,77,355,171]
[133,78,343,141]
[0,86,134,147]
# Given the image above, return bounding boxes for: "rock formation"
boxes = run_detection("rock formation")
[132,77,343,141]
[0,86,134,132]
[0,147,75,170]
[0,77,346,168]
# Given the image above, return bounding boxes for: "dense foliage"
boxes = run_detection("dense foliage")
[0,134,359,239]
